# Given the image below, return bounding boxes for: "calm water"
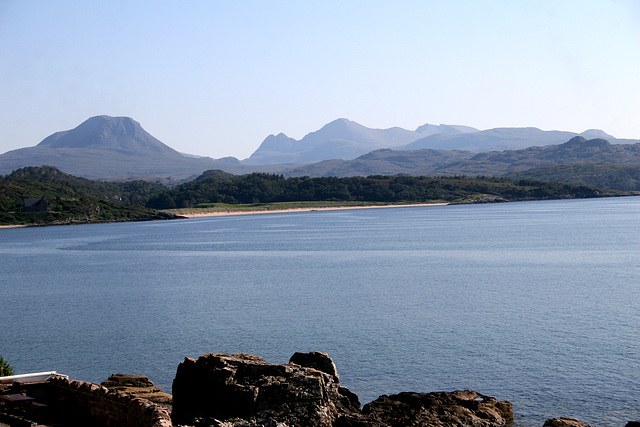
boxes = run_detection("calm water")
[1,197,639,426]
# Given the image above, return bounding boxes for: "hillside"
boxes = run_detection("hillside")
[284,148,475,177]
[505,163,640,191]
[0,166,177,226]
[434,136,640,175]
[282,136,640,190]
[145,171,629,210]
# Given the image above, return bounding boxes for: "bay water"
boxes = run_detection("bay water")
[1,197,639,426]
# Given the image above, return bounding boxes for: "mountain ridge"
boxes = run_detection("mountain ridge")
[244,119,635,165]
[245,118,428,164]
[283,136,640,179]
[1,115,638,183]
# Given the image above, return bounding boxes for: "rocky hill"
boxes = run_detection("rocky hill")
[0,165,178,226]
[435,136,640,175]
[284,136,640,190]
[505,163,640,191]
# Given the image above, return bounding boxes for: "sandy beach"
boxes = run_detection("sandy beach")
[179,203,449,218]
[0,204,450,228]
[0,224,29,229]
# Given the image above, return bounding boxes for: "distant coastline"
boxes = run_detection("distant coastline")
[175,202,450,218]
[0,203,448,229]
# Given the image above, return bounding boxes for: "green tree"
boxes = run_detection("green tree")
[0,356,15,376]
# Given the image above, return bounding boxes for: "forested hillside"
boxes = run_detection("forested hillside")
[506,163,640,191]
[2,166,634,226]
[146,171,626,210]
[4,166,167,203]
[0,166,174,225]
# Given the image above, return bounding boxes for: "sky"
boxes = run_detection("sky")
[0,1,639,160]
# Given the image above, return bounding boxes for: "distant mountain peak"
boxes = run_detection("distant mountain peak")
[561,136,610,149]
[36,115,179,156]
[565,136,587,145]
[580,129,614,140]
[415,123,478,135]
[258,133,297,152]
[314,118,361,135]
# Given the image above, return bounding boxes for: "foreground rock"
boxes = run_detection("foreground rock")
[543,417,596,427]
[171,351,513,427]
[102,373,172,406]
[363,390,513,427]
[172,352,362,426]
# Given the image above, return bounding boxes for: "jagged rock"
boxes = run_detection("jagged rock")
[289,351,340,382]
[171,352,362,427]
[171,352,513,427]
[101,373,173,406]
[362,390,514,427]
[543,417,596,427]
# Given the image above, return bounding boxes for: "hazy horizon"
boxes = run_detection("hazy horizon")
[1,1,639,159]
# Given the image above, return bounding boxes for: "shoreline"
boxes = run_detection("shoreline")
[0,203,449,228]
[178,203,450,218]
[0,224,29,229]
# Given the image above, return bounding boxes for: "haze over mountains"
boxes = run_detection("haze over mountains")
[284,136,640,179]
[245,118,479,164]
[0,115,638,185]
[246,119,632,165]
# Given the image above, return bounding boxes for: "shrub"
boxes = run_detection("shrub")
[0,356,15,377]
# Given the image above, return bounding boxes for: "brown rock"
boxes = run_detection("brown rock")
[101,373,172,406]
[102,373,155,388]
[171,352,362,426]
[543,417,596,427]
[362,390,514,427]
[290,351,340,382]
[171,352,514,427]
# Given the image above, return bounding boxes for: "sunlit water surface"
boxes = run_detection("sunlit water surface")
[1,197,639,426]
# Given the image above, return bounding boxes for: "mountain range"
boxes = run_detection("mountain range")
[284,136,640,179]
[244,118,479,164]
[246,119,635,165]
[1,115,639,187]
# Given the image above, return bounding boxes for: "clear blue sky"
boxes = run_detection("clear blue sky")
[1,0,639,159]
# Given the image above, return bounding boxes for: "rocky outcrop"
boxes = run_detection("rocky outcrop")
[543,417,596,427]
[48,375,172,427]
[101,373,172,406]
[171,352,362,426]
[171,352,513,427]
[362,390,513,427]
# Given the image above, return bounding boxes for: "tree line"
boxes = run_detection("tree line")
[146,172,610,209]
[1,166,626,225]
